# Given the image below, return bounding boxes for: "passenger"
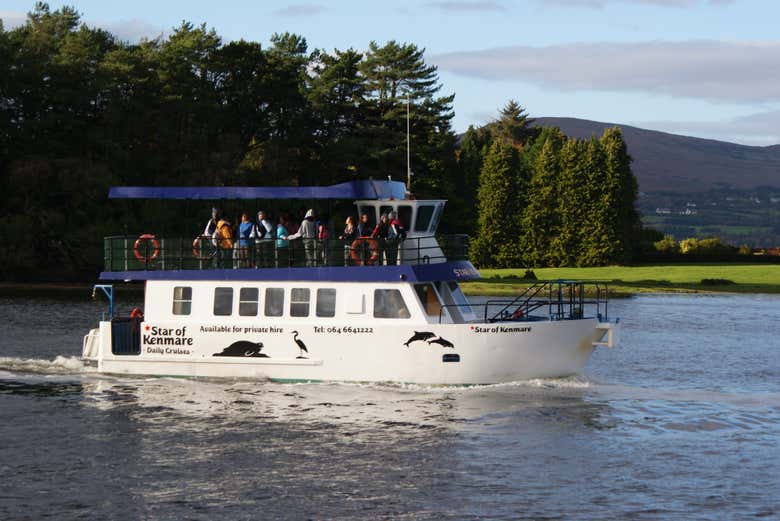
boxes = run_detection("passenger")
[357,212,372,238]
[252,210,274,268]
[372,214,391,266]
[202,207,220,238]
[213,216,234,268]
[317,215,331,265]
[339,216,358,266]
[193,207,220,264]
[275,216,290,267]
[237,213,253,268]
[287,209,317,267]
[386,211,402,265]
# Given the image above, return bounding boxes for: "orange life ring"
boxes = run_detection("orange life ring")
[130,307,144,320]
[133,234,160,263]
[192,236,213,260]
[350,238,380,266]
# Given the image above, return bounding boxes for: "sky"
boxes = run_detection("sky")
[2,0,779,146]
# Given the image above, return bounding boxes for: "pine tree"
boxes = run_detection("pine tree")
[519,130,565,266]
[550,138,587,266]
[578,137,611,266]
[495,100,536,147]
[601,127,640,262]
[470,140,522,267]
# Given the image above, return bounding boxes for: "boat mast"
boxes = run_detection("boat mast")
[406,93,412,191]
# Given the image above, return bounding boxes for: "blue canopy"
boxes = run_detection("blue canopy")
[109,180,407,200]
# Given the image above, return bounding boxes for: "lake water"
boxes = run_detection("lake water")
[1,293,779,520]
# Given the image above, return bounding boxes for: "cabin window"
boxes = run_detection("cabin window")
[447,281,473,314]
[172,286,192,315]
[414,205,434,232]
[373,289,411,319]
[414,283,442,316]
[290,288,310,317]
[397,206,413,230]
[316,288,337,317]
[213,287,233,316]
[429,204,443,232]
[380,205,394,220]
[239,287,259,316]
[265,288,284,317]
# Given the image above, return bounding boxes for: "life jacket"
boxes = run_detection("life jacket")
[216,219,233,249]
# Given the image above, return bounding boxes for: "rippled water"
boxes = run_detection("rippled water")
[1,293,779,520]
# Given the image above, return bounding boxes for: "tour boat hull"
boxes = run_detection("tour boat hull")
[83,318,615,385]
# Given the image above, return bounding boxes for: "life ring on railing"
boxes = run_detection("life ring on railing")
[192,236,213,260]
[130,307,144,320]
[350,238,380,266]
[512,308,524,320]
[133,234,160,263]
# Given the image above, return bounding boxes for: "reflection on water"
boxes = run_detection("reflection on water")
[1,294,780,519]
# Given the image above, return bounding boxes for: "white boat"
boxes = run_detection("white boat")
[82,180,620,385]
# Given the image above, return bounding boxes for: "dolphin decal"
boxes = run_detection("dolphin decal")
[213,341,269,357]
[403,331,436,347]
[427,337,455,348]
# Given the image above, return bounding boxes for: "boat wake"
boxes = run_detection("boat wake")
[0,356,91,376]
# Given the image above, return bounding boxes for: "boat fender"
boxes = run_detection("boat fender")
[350,238,380,266]
[133,234,160,263]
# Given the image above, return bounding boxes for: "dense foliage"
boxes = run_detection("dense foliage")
[0,4,458,279]
[469,104,642,267]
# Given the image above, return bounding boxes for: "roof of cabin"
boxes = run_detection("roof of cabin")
[109,180,407,200]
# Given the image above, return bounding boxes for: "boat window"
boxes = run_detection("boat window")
[265,288,284,317]
[239,287,259,316]
[447,281,473,314]
[213,287,233,316]
[414,283,442,316]
[172,286,192,315]
[358,205,376,227]
[373,289,411,319]
[414,205,434,232]
[290,288,310,317]
[379,205,394,220]
[397,205,412,230]
[316,288,337,317]
[429,204,443,232]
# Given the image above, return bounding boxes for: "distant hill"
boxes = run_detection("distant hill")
[533,117,780,193]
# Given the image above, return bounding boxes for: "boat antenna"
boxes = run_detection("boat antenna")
[406,92,412,191]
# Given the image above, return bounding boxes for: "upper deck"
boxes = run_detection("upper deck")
[101,234,477,282]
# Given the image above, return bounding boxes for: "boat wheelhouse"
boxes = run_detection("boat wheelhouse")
[83,180,619,384]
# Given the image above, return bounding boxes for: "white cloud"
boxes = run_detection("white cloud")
[273,4,328,17]
[543,0,734,7]
[0,11,26,29]
[427,1,508,12]
[98,19,165,43]
[432,40,780,103]
[635,109,780,146]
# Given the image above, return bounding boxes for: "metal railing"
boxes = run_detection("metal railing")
[438,280,610,323]
[104,234,469,272]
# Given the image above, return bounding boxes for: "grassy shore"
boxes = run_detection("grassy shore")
[462,264,780,296]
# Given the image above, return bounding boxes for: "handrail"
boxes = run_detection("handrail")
[104,234,469,272]
[441,281,610,324]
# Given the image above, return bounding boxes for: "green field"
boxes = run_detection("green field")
[462,264,780,296]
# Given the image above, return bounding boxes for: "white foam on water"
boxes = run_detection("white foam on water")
[0,356,93,375]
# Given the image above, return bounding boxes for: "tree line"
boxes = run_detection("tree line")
[464,103,641,267]
[0,3,642,280]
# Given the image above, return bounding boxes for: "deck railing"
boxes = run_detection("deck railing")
[438,280,610,323]
[104,234,469,272]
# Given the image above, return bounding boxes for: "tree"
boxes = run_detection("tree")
[550,138,587,266]
[601,127,641,263]
[494,100,536,147]
[359,41,456,196]
[519,130,565,266]
[470,140,522,267]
